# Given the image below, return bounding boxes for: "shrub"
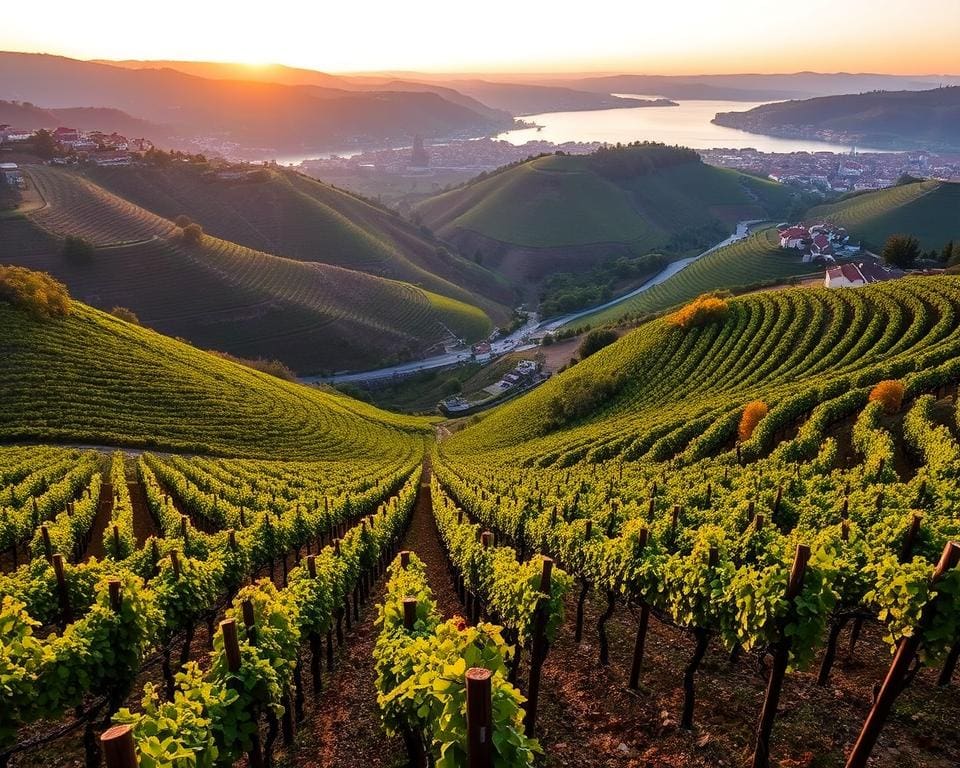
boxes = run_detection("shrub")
[61,235,95,263]
[668,294,730,330]
[0,265,72,318]
[739,400,769,442]
[869,380,905,414]
[578,328,618,360]
[110,306,140,325]
[541,333,554,346]
[209,350,297,381]
[545,374,623,430]
[174,214,193,228]
[181,223,204,245]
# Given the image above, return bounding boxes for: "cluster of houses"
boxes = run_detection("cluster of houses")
[0,124,154,167]
[777,222,859,262]
[777,221,911,289]
[482,359,540,398]
[441,359,544,416]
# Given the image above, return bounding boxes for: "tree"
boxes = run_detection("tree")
[174,214,193,229]
[181,223,204,245]
[577,329,619,359]
[32,129,56,160]
[61,236,95,263]
[881,234,920,269]
[941,241,954,264]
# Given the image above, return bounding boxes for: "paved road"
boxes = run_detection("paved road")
[537,220,764,332]
[303,220,763,386]
[303,314,541,385]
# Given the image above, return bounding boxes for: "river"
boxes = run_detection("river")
[496,96,893,153]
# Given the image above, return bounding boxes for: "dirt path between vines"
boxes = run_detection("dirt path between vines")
[285,462,463,768]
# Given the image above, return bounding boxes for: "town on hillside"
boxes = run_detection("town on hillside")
[0,124,153,167]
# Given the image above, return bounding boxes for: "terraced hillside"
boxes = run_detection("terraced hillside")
[809,180,960,251]
[416,144,796,284]
[575,227,817,327]
[0,298,427,457]
[84,164,512,309]
[448,275,960,461]
[435,276,960,766]
[2,165,493,373]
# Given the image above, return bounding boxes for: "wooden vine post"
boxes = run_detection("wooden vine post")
[845,541,960,768]
[222,619,265,768]
[523,556,553,737]
[466,668,494,768]
[628,528,650,689]
[40,525,53,562]
[751,544,810,768]
[402,597,417,630]
[399,596,427,768]
[51,553,72,627]
[101,725,138,768]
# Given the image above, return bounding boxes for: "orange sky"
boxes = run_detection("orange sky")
[3,0,959,74]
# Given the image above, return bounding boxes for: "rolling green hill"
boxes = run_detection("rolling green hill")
[808,180,960,251]
[0,296,428,458]
[446,275,960,463]
[83,163,512,309]
[573,228,817,327]
[1,165,494,373]
[416,145,795,280]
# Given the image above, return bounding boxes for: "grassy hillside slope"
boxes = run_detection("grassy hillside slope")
[2,165,493,373]
[809,180,960,251]
[575,228,817,327]
[84,164,512,309]
[417,146,793,254]
[446,276,960,464]
[0,299,428,458]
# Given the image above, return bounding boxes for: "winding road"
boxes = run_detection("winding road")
[303,220,763,386]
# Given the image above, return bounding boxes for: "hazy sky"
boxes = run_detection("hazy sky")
[4,0,959,74]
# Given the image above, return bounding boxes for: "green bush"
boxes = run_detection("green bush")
[578,329,618,359]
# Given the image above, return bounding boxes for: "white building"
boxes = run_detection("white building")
[0,162,24,187]
[825,264,866,288]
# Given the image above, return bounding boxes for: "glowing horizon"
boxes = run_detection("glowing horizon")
[3,0,959,76]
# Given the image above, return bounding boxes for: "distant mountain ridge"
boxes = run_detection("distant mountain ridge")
[712,87,960,150]
[92,59,664,117]
[0,52,513,156]
[0,100,161,137]
[339,70,960,101]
